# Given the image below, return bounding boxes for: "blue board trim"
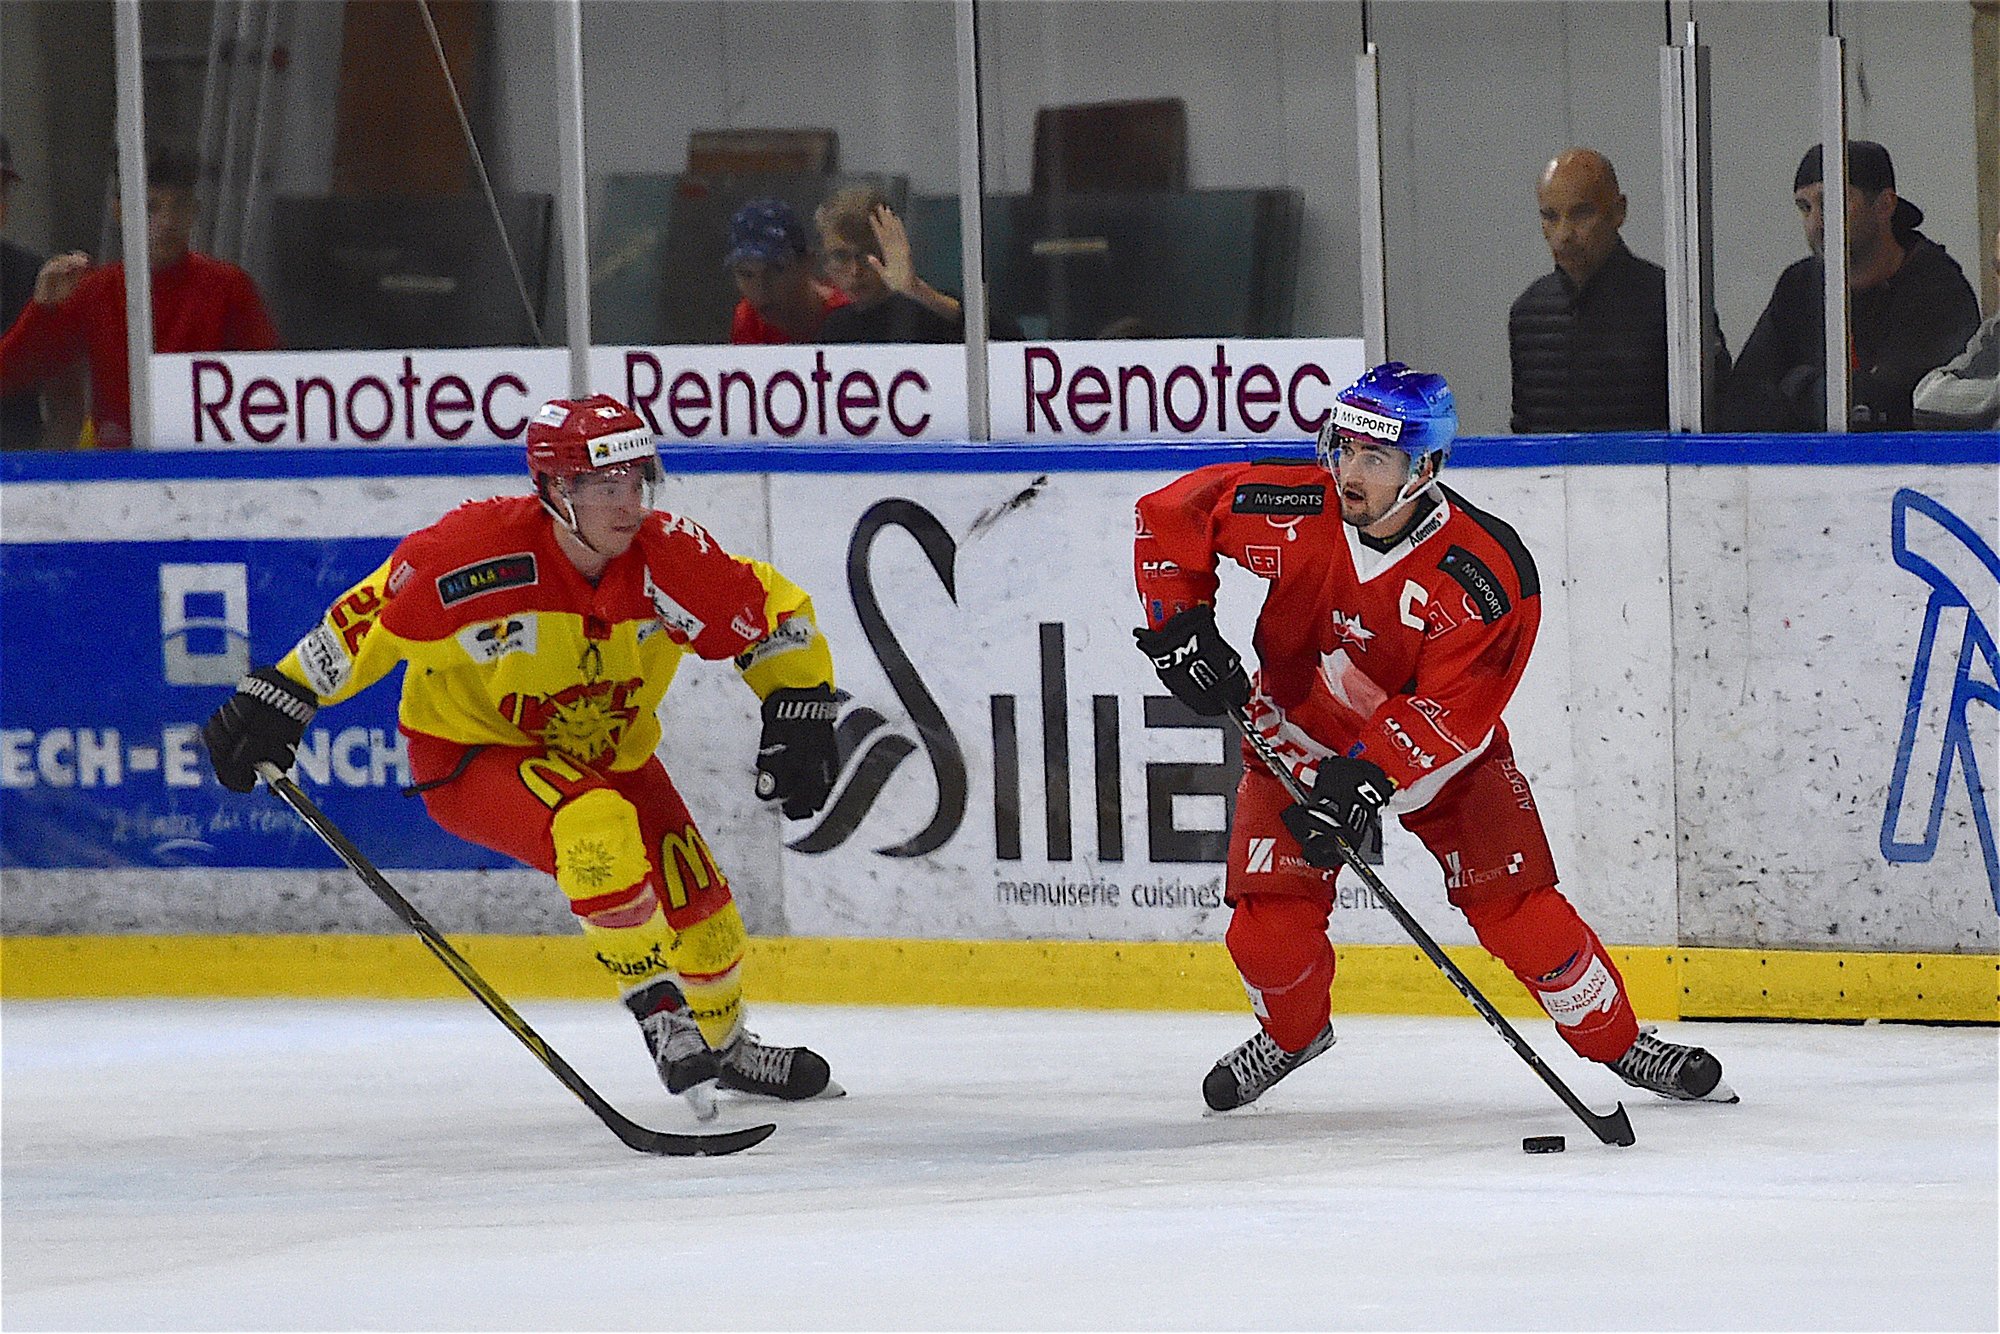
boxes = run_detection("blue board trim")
[4,431,1994,483]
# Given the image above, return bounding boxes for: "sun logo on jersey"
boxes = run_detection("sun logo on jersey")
[503,678,644,765]
[538,695,626,763]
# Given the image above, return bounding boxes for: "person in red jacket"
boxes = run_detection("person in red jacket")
[1133,361,1736,1112]
[725,198,848,345]
[0,149,278,448]
[200,395,842,1118]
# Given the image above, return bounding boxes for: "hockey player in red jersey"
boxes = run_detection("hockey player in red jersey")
[1134,362,1734,1112]
[202,395,841,1119]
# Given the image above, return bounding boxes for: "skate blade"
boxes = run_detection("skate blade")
[1199,1098,1262,1117]
[1699,1078,1740,1104]
[718,1078,847,1103]
[1635,1077,1740,1105]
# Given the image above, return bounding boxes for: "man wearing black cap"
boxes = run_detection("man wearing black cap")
[1722,140,1979,431]
[0,135,47,449]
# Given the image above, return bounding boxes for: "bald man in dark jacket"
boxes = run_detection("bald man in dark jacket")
[1510,149,1727,434]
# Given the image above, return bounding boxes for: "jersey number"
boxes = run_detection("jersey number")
[330,586,383,655]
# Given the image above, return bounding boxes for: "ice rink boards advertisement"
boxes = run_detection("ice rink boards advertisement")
[1,436,1994,1009]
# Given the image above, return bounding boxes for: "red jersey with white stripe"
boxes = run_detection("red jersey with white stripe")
[1134,459,1541,811]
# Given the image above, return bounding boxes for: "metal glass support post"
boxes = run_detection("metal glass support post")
[113,0,155,448]
[1659,23,1715,431]
[954,0,992,441]
[1820,34,1851,433]
[1355,43,1389,366]
[233,1,285,272]
[191,0,235,258]
[553,0,593,398]
[1660,41,1691,430]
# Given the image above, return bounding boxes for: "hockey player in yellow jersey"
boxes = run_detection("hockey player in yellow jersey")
[202,395,842,1118]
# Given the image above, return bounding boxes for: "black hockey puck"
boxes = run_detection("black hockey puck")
[1522,1135,1566,1153]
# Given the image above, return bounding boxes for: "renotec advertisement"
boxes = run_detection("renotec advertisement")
[1,461,1993,955]
[149,340,1366,448]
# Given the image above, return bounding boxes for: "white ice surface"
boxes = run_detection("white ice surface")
[3,1001,1994,1331]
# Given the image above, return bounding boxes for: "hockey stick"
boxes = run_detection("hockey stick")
[1224,714,1636,1147]
[255,762,775,1158]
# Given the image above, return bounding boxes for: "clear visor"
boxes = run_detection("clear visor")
[1319,427,1414,484]
[562,457,660,508]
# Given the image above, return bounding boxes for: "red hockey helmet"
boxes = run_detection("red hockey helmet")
[525,395,657,486]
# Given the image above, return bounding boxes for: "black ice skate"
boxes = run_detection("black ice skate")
[632,986,721,1121]
[717,1030,842,1101]
[1610,1026,1738,1103]
[1202,1023,1337,1111]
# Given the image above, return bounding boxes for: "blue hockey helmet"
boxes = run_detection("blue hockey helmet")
[1317,361,1458,477]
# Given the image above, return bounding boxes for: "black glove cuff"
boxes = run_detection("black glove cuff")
[237,669,318,725]
[765,688,839,723]
[1135,602,1218,645]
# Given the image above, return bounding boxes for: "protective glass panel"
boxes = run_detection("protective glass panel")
[0,0,117,449]
[973,1,1360,345]
[582,0,961,350]
[112,0,554,447]
[1706,0,1986,433]
[1372,0,1671,437]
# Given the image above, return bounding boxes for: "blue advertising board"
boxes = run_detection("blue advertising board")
[0,538,511,870]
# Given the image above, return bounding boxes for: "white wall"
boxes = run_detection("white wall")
[4,457,1994,952]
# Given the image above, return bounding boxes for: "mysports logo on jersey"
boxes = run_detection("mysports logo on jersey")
[1879,489,1998,911]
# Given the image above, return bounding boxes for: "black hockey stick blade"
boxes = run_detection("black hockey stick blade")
[256,762,777,1158]
[1578,1098,1635,1147]
[1226,712,1636,1147]
[618,1119,777,1157]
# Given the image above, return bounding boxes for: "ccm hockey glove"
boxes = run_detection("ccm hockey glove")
[756,685,840,819]
[1133,604,1250,716]
[202,667,319,793]
[1279,754,1396,868]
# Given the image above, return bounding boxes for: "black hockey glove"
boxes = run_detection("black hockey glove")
[1133,604,1250,717]
[756,684,839,820]
[1279,755,1396,869]
[202,667,319,793]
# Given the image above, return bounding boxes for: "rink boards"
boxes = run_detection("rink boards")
[1,435,1994,1019]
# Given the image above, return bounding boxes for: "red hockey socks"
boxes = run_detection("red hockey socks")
[1459,884,1638,1062]
[1224,895,1337,1052]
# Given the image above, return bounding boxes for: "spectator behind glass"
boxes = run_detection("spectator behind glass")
[1508,148,1728,433]
[0,135,46,449]
[1721,140,1979,432]
[1913,226,2000,430]
[815,186,964,343]
[0,148,280,448]
[725,197,849,345]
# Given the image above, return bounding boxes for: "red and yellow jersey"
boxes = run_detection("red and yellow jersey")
[275,495,832,770]
[1135,459,1540,810]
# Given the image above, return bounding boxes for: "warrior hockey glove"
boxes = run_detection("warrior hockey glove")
[1133,604,1250,717]
[1279,754,1396,868]
[202,667,319,793]
[756,684,839,820]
